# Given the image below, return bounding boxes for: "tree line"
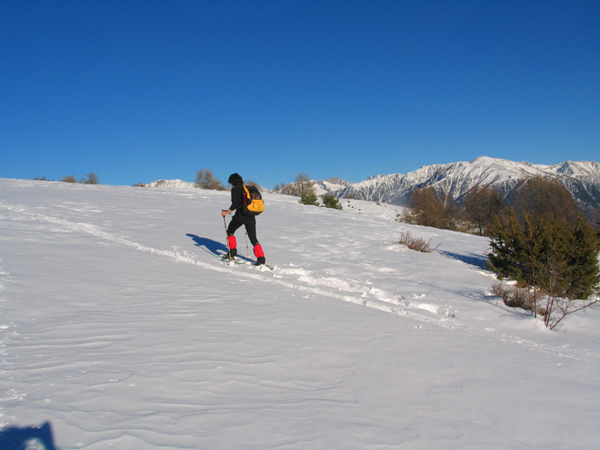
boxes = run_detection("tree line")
[34,173,99,184]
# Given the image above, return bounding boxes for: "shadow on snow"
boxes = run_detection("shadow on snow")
[186,233,227,257]
[0,421,59,450]
[186,233,253,263]
[439,250,488,270]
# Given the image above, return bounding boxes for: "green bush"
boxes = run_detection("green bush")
[321,194,342,210]
[487,177,600,328]
[488,212,599,299]
[299,192,319,206]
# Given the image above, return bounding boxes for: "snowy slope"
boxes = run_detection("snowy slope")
[1,178,599,449]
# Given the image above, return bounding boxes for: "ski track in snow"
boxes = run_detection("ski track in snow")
[2,202,599,364]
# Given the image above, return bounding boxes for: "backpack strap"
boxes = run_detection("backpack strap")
[242,185,250,205]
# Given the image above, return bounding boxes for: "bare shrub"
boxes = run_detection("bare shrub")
[490,282,547,317]
[401,186,458,230]
[536,256,600,329]
[463,185,506,236]
[279,173,316,197]
[195,169,225,190]
[397,230,439,253]
[542,294,599,330]
[491,279,600,329]
[82,172,99,184]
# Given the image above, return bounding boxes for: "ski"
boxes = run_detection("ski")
[218,255,249,265]
[217,255,274,270]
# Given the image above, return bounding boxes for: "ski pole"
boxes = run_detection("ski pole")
[245,230,249,257]
[223,215,231,259]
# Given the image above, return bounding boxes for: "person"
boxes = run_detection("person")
[221,173,266,265]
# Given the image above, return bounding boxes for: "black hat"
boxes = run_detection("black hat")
[228,173,243,186]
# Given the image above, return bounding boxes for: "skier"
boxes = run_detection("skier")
[221,173,266,265]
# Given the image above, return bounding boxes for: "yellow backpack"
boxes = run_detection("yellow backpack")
[242,185,264,216]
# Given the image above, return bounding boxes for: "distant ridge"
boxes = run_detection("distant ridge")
[145,179,270,192]
[313,157,600,215]
[145,179,196,189]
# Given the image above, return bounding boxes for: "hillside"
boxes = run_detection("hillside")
[1,178,599,449]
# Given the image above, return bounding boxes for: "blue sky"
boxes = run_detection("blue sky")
[1,0,599,188]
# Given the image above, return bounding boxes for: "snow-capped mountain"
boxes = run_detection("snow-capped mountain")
[312,177,352,196]
[145,179,196,189]
[145,179,271,192]
[317,157,600,214]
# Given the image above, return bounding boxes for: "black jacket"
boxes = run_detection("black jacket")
[228,185,255,224]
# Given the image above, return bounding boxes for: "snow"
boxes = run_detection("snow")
[1,178,599,449]
[145,179,196,189]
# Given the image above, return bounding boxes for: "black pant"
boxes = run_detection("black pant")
[227,215,258,245]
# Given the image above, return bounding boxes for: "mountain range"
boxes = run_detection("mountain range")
[313,156,600,215]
